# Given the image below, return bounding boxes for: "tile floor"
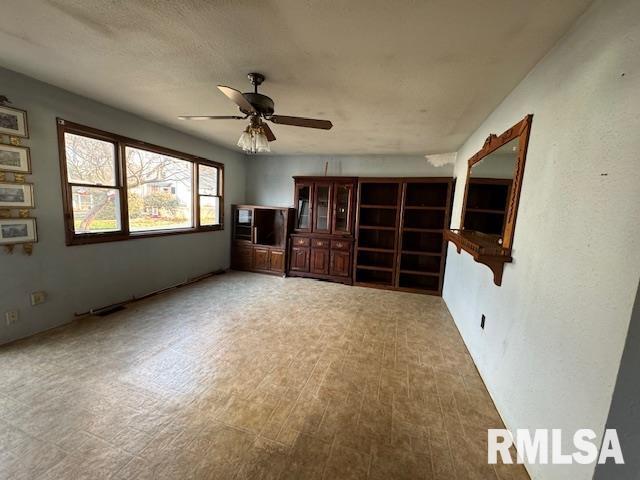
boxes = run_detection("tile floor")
[0,271,529,479]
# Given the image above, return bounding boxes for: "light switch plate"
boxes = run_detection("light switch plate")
[5,310,18,325]
[31,291,46,306]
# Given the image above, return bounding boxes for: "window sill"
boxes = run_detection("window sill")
[66,224,223,246]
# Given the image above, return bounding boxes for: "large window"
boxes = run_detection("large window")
[58,119,223,245]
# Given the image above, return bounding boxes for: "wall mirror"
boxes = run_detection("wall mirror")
[446,114,533,286]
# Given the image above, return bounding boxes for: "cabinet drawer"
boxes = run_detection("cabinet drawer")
[331,239,350,251]
[311,238,330,249]
[292,236,310,247]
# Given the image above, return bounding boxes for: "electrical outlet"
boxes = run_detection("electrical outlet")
[5,310,18,326]
[31,291,46,306]
[481,314,486,330]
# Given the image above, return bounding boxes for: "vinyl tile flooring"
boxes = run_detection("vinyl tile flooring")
[0,271,529,479]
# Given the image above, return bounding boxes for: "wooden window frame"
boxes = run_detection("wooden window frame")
[57,119,224,246]
[196,164,223,228]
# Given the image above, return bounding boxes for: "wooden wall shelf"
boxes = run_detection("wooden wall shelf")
[445,229,512,286]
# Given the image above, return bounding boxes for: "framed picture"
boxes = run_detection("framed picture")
[0,218,37,245]
[0,144,31,173]
[0,182,34,208]
[0,105,29,138]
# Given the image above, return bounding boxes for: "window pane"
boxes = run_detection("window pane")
[126,147,193,231]
[71,186,121,233]
[200,196,220,226]
[198,164,218,195]
[65,133,117,186]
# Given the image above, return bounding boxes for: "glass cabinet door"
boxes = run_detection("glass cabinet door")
[296,184,312,231]
[234,207,253,241]
[332,183,353,234]
[314,183,332,233]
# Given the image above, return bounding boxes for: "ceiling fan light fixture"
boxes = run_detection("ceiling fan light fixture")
[237,124,271,154]
[255,128,270,153]
[237,127,253,151]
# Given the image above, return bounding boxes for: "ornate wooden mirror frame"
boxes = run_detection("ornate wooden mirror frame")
[446,114,533,285]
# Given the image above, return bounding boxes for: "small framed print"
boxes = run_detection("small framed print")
[0,144,31,173]
[0,218,37,245]
[0,182,34,208]
[0,105,29,138]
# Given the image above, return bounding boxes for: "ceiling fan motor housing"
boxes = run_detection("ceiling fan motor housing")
[180,71,331,131]
[241,92,274,116]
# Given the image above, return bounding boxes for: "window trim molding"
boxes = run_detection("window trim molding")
[57,118,224,246]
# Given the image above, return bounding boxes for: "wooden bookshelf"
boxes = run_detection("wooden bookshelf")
[353,178,454,295]
[354,180,401,288]
[463,178,512,236]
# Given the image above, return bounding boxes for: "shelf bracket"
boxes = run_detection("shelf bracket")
[445,229,511,286]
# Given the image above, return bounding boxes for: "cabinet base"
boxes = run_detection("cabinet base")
[230,267,285,277]
[287,270,353,285]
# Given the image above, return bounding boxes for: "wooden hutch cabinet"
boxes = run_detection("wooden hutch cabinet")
[288,177,357,284]
[231,205,294,276]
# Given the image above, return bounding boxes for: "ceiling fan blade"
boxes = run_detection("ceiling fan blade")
[270,115,333,130]
[178,115,245,120]
[262,122,276,142]
[217,85,256,114]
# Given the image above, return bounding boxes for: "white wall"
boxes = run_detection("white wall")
[442,1,640,479]
[245,154,454,206]
[0,67,246,345]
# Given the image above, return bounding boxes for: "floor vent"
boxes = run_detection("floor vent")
[93,305,126,317]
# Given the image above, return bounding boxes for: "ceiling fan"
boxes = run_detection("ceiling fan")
[178,73,333,153]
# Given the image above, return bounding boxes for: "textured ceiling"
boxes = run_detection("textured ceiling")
[0,0,591,155]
